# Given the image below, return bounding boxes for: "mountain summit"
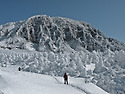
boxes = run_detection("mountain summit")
[0,15,125,52]
[0,15,125,94]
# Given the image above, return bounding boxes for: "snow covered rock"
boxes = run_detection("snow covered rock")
[0,15,125,52]
[0,15,125,94]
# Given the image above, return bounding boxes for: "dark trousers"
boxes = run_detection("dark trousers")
[64,79,68,84]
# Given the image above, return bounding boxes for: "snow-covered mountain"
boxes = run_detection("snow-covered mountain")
[0,15,125,52]
[0,15,125,94]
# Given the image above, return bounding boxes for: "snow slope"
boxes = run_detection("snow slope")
[0,66,109,94]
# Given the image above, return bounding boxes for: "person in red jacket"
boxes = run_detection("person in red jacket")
[64,73,68,84]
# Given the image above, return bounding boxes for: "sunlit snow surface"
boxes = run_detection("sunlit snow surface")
[0,66,109,94]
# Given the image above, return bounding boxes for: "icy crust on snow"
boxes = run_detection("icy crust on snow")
[0,15,125,94]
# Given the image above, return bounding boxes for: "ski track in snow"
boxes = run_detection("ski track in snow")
[53,76,87,94]
[69,84,89,94]
[52,75,109,94]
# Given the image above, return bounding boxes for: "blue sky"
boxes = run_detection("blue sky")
[0,0,125,42]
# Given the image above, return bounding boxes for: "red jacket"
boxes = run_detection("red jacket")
[64,73,68,80]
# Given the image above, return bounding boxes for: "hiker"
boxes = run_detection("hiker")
[64,73,68,84]
[18,67,21,71]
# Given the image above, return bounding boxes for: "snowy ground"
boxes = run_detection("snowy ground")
[0,66,109,94]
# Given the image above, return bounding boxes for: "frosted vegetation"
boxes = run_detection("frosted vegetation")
[0,15,125,94]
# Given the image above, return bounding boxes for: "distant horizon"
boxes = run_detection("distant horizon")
[0,0,125,42]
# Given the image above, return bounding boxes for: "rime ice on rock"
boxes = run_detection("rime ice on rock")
[0,15,125,94]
